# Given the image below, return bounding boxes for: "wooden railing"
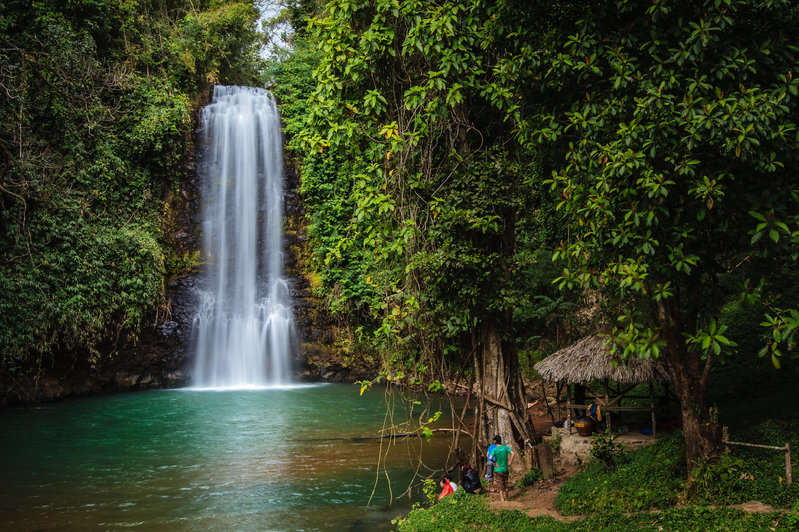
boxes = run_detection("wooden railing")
[723,440,792,486]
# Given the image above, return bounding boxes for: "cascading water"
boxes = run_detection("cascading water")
[191,85,295,389]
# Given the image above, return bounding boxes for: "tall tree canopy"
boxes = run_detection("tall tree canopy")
[495,0,799,466]
[280,0,799,470]
[275,0,577,461]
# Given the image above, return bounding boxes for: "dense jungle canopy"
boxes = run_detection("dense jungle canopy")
[271,0,799,467]
[0,0,264,384]
[2,0,798,471]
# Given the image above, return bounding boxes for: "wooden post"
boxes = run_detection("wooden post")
[535,443,554,478]
[786,442,792,486]
[566,384,572,435]
[555,381,562,422]
[649,381,657,438]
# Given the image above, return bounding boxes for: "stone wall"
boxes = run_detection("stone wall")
[547,426,658,464]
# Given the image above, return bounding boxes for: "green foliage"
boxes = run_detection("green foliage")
[444,0,799,464]
[759,308,799,367]
[395,491,538,532]
[557,425,799,516]
[275,0,799,469]
[121,78,192,185]
[576,508,789,532]
[0,217,164,371]
[717,419,799,508]
[686,454,754,505]
[168,1,264,88]
[421,477,438,505]
[523,0,799,362]
[549,432,563,454]
[589,428,626,471]
[515,468,542,489]
[786,499,799,529]
[395,489,790,531]
[273,2,575,386]
[0,0,264,386]
[556,433,687,514]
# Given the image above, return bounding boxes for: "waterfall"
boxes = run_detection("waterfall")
[191,86,295,389]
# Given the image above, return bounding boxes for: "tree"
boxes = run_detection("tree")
[287,0,548,463]
[486,0,799,468]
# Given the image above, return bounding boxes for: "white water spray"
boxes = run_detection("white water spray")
[192,86,295,389]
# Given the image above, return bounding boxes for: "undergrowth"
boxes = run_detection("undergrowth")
[555,432,687,514]
[555,420,799,516]
[691,419,799,508]
[516,468,543,489]
[398,355,799,528]
[395,491,790,531]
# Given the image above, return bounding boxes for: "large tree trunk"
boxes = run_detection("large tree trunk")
[473,323,537,473]
[469,190,538,472]
[658,297,724,471]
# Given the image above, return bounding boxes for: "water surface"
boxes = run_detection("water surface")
[0,384,453,531]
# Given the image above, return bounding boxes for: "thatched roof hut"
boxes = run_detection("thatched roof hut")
[535,329,670,385]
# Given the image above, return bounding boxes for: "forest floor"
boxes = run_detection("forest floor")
[485,463,580,521]
[483,400,580,521]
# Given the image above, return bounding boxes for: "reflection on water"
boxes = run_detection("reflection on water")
[0,384,456,531]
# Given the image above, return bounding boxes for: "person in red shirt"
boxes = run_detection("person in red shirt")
[437,473,458,500]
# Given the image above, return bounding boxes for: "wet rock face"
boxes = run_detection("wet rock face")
[113,150,205,392]
[282,159,378,384]
[131,273,200,388]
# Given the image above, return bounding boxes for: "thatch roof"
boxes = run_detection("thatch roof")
[534,330,670,384]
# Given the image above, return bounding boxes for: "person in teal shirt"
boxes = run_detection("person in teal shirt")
[488,435,514,501]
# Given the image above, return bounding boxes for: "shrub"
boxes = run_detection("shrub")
[590,428,626,471]
[689,418,799,508]
[684,454,752,504]
[515,468,542,489]
[786,499,799,529]
[549,432,562,454]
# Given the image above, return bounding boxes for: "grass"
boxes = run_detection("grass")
[395,491,793,531]
[555,419,799,516]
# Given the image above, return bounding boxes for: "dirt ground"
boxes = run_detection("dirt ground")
[485,462,581,521]
[527,398,556,436]
[478,393,575,520]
